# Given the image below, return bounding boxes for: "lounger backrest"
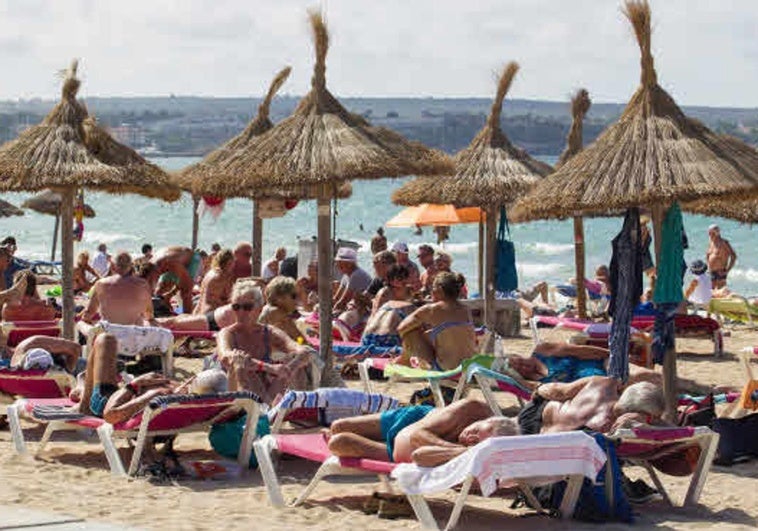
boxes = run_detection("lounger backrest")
[6,326,61,348]
[0,369,73,398]
[113,391,261,432]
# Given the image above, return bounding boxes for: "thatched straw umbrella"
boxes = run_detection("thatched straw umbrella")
[0,60,179,338]
[218,11,453,375]
[178,67,352,273]
[514,0,758,419]
[0,199,23,218]
[22,190,96,261]
[392,62,552,329]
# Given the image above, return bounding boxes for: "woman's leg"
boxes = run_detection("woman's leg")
[398,328,435,367]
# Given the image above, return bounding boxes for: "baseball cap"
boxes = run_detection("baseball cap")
[391,241,409,254]
[23,348,54,371]
[335,247,358,263]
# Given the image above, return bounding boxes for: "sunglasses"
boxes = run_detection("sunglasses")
[232,302,256,311]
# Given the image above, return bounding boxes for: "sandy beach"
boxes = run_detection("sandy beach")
[2,324,757,531]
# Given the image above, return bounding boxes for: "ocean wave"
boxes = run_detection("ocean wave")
[527,242,574,255]
[82,231,140,246]
[517,262,565,278]
[727,268,758,283]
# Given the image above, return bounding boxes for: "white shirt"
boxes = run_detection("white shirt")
[688,272,712,305]
[91,251,110,277]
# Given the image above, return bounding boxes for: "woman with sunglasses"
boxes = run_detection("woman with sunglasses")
[260,276,303,341]
[217,280,313,404]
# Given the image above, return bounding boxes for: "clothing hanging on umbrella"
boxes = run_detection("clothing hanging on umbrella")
[608,208,642,382]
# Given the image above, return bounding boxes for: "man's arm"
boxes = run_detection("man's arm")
[176,267,194,314]
[411,445,468,467]
[79,282,100,322]
[725,241,737,272]
[535,376,598,402]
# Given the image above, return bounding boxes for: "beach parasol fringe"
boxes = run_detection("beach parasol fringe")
[308,9,329,90]
[556,88,591,169]
[488,62,519,130]
[257,66,292,121]
[623,0,657,88]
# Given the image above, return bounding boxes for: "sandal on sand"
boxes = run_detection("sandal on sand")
[377,498,413,519]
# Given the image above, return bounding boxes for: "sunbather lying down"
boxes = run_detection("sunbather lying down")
[500,342,731,396]
[329,379,667,468]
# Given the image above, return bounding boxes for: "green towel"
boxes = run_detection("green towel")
[653,202,684,304]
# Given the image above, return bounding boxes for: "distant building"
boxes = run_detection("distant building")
[109,123,147,148]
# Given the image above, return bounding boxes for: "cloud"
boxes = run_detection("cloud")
[0,0,754,107]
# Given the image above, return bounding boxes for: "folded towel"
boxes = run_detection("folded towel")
[392,431,607,497]
[100,321,173,358]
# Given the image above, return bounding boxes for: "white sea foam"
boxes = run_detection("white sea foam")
[727,268,758,284]
[82,231,140,246]
[528,242,574,255]
[517,262,565,278]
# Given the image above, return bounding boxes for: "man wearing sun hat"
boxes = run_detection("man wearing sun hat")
[333,247,372,313]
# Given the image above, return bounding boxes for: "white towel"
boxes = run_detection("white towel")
[391,431,606,497]
[267,388,399,422]
[100,321,173,358]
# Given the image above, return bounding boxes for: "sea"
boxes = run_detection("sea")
[2,155,757,297]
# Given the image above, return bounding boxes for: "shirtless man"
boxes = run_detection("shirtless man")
[194,249,235,315]
[11,335,82,374]
[518,377,664,436]
[232,242,253,281]
[78,252,152,328]
[150,246,203,314]
[328,398,519,466]
[706,225,737,289]
[2,270,56,321]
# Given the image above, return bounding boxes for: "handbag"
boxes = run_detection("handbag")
[495,206,518,293]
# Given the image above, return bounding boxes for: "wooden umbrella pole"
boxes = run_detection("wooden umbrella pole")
[317,192,334,382]
[60,188,75,340]
[478,216,484,297]
[191,196,199,250]
[573,216,587,319]
[484,206,497,331]
[51,213,60,262]
[252,201,263,276]
[650,203,677,421]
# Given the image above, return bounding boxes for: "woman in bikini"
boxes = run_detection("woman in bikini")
[217,280,313,404]
[73,251,100,293]
[361,265,416,348]
[397,272,476,370]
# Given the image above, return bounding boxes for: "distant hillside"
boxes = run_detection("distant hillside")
[0,95,755,156]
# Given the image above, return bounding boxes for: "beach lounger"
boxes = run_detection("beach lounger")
[254,388,401,505]
[631,314,724,357]
[266,387,399,433]
[0,369,75,414]
[708,297,758,327]
[611,426,719,506]
[7,391,261,477]
[358,354,495,408]
[391,431,607,529]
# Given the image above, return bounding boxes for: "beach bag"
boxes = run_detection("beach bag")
[495,206,518,293]
[514,433,633,522]
[712,413,758,465]
[208,414,270,468]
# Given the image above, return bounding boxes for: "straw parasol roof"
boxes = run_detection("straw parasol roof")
[392,62,553,208]
[0,199,23,217]
[22,190,95,218]
[177,66,352,201]
[218,11,454,195]
[681,136,758,224]
[0,61,179,201]
[514,0,758,221]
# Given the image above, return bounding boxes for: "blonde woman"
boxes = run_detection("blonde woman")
[217,280,312,404]
[73,251,100,293]
[194,248,235,315]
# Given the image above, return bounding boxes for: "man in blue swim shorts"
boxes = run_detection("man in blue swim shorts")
[328,398,519,466]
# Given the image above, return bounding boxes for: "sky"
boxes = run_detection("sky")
[0,0,755,107]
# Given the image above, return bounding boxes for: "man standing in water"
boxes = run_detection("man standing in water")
[706,224,737,289]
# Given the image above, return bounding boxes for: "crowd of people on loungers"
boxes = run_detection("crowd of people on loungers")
[0,233,715,506]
